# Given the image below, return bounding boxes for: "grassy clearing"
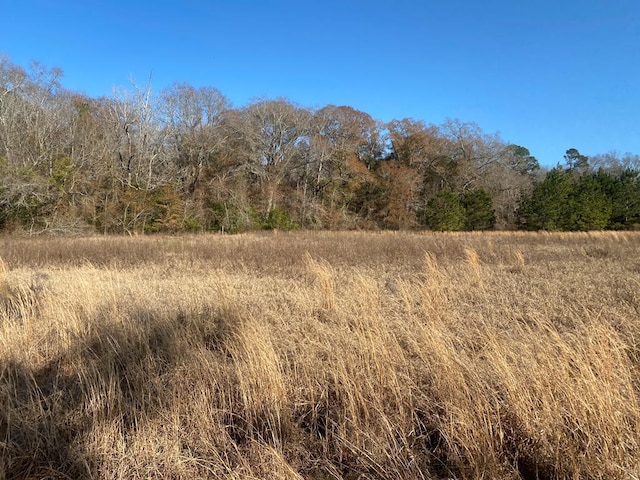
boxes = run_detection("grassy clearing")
[1,231,640,479]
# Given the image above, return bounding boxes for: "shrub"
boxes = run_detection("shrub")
[263,207,297,230]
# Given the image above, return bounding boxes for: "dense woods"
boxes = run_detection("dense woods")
[1,55,639,234]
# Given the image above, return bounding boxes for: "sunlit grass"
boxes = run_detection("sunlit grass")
[1,231,640,479]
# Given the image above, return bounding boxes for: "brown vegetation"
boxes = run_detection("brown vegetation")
[1,231,640,479]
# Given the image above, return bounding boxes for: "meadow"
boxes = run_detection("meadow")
[1,231,639,479]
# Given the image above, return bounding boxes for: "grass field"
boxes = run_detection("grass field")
[1,231,640,479]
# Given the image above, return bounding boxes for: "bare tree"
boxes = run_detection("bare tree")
[159,83,230,194]
[0,58,67,172]
[0,55,28,164]
[108,76,172,191]
[238,99,311,215]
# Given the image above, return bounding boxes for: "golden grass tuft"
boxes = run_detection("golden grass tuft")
[306,253,337,312]
[1,231,640,479]
[510,249,526,272]
[0,256,8,297]
[464,246,482,286]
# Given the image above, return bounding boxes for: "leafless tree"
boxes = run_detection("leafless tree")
[159,83,230,193]
[238,99,311,214]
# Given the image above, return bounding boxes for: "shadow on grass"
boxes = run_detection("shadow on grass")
[0,306,196,479]
[1,294,574,480]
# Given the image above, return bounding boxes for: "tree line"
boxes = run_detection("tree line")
[1,55,639,234]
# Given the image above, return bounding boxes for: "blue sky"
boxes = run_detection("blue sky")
[3,0,639,166]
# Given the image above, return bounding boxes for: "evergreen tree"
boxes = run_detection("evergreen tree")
[570,174,612,230]
[424,190,466,231]
[504,144,540,175]
[564,148,589,174]
[461,189,496,230]
[606,169,640,229]
[519,167,576,230]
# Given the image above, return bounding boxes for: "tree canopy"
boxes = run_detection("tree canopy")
[0,54,639,234]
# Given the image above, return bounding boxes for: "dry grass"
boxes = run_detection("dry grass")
[1,231,640,479]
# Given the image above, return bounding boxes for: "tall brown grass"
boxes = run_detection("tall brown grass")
[1,231,639,479]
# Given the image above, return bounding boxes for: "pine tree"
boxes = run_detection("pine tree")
[570,174,612,230]
[519,168,576,230]
[424,190,466,231]
[606,169,640,229]
[462,189,496,230]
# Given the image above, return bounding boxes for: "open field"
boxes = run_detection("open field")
[1,231,640,479]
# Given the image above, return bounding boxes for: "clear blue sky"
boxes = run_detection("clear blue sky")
[3,0,639,166]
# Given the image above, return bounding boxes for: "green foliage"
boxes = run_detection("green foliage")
[564,148,589,173]
[204,202,228,232]
[519,168,576,230]
[345,179,390,227]
[505,144,540,175]
[2,195,50,232]
[92,185,186,234]
[603,169,640,229]
[0,193,8,230]
[570,175,612,230]
[263,207,297,230]
[423,189,495,231]
[461,189,496,230]
[424,190,466,231]
[0,164,53,232]
[204,202,262,233]
[50,156,76,193]
[519,168,619,231]
[182,216,203,232]
[145,185,186,233]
